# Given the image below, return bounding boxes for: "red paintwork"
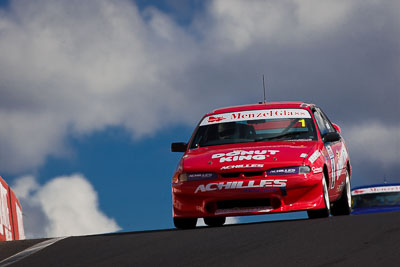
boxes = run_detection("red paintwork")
[0,176,25,241]
[172,102,351,219]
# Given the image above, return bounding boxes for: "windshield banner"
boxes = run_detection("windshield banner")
[352,186,400,196]
[200,109,311,126]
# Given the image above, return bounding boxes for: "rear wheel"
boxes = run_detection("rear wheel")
[173,217,197,229]
[204,217,226,227]
[331,170,351,216]
[308,175,330,219]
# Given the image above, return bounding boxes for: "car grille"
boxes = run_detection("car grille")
[217,198,271,209]
[206,197,281,214]
[220,171,265,179]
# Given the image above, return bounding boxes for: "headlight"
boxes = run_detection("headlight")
[178,173,188,182]
[179,172,218,182]
[298,166,311,174]
[267,166,310,176]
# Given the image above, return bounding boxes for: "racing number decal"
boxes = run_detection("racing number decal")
[326,145,336,189]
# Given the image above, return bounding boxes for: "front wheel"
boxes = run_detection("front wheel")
[204,217,226,227]
[308,175,330,219]
[173,217,197,229]
[331,170,351,216]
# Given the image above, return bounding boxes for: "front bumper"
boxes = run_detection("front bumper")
[172,173,325,218]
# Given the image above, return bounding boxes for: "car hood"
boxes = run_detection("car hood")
[183,141,318,173]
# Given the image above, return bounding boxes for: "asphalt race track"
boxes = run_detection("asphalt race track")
[1,212,400,267]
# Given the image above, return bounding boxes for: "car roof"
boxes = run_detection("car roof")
[206,101,314,116]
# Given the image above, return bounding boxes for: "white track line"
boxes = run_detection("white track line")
[0,237,67,267]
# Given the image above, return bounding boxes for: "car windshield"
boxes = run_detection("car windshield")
[352,192,400,209]
[190,108,317,148]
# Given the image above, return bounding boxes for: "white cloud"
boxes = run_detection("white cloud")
[197,217,239,227]
[0,0,206,173]
[0,0,398,174]
[203,0,358,51]
[206,0,290,51]
[343,122,400,168]
[293,0,354,32]
[11,175,39,199]
[12,174,121,238]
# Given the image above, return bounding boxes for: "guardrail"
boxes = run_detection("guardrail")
[0,176,25,241]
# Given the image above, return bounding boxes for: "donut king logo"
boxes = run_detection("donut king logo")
[212,150,279,163]
[194,179,287,194]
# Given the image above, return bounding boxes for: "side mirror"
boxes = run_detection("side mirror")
[323,132,341,143]
[332,123,341,133]
[171,142,188,152]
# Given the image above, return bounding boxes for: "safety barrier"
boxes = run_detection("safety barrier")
[0,176,25,241]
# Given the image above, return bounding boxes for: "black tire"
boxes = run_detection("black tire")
[331,170,351,216]
[308,175,330,219]
[173,217,197,229]
[204,217,226,227]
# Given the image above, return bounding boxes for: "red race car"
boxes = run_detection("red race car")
[171,102,352,229]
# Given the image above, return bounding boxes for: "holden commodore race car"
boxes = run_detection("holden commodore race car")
[171,102,352,229]
[351,184,400,215]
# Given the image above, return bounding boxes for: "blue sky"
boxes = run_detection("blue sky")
[0,0,399,238]
[35,126,192,231]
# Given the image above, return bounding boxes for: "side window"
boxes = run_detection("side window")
[319,108,336,133]
[313,110,328,136]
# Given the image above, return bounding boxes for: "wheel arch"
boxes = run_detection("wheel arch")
[346,161,352,178]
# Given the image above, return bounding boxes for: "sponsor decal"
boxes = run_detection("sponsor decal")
[200,109,311,126]
[212,150,279,163]
[352,186,400,196]
[207,116,226,123]
[326,145,336,189]
[300,153,308,158]
[221,164,264,170]
[336,146,348,178]
[267,167,299,175]
[312,167,323,174]
[194,179,287,193]
[308,150,321,163]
